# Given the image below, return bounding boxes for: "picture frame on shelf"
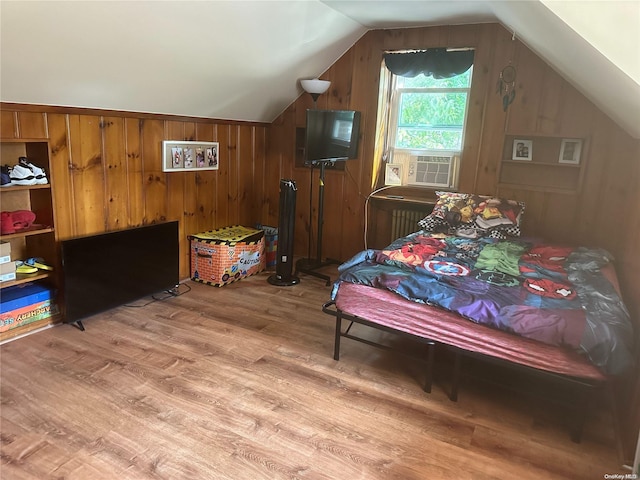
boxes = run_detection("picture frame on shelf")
[163,141,219,172]
[559,139,582,165]
[512,139,533,161]
[385,163,403,186]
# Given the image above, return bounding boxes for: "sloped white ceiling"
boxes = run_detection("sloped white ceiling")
[1,1,638,138]
[0,1,366,122]
[541,0,639,84]
[494,0,640,140]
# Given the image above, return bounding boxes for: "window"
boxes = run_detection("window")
[392,69,472,152]
[377,51,473,189]
[389,68,472,188]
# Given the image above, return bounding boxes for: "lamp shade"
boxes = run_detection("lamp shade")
[300,79,331,95]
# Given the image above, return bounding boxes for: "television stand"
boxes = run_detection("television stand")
[72,320,85,331]
[295,257,340,286]
[295,159,344,286]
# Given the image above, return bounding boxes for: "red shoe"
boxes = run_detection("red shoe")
[1,211,15,235]
[11,210,36,230]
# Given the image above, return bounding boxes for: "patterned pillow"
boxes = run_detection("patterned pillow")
[418,191,525,237]
[418,214,446,232]
[471,195,525,236]
[429,191,477,225]
[418,191,474,232]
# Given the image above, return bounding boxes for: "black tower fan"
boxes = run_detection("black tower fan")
[268,179,300,286]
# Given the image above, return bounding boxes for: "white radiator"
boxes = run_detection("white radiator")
[391,209,428,239]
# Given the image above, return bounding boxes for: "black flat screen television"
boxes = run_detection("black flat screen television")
[61,221,180,325]
[305,109,361,164]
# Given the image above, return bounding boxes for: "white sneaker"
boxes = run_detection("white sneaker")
[28,163,48,185]
[18,157,48,185]
[9,164,37,185]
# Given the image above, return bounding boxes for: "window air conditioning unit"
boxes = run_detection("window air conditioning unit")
[406,154,455,188]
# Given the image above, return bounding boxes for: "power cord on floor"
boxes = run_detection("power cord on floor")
[124,282,192,308]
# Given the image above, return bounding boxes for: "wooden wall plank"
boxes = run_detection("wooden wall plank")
[102,117,129,231]
[140,119,167,224]
[194,123,217,234]
[165,121,186,141]
[124,118,144,226]
[1,111,18,139]
[215,125,231,229]
[457,24,495,193]
[67,114,105,235]
[161,120,196,230]
[505,43,546,134]
[473,27,513,195]
[17,112,48,139]
[227,125,240,225]
[557,84,596,138]
[46,114,75,240]
[536,65,564,135]
[237,125,256,228]
[589,129,637,256]
[448,23,481,47]
[164,121,189,278]
[252,126,268,227]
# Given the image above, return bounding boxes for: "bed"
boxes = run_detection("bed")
[322,192,635,441]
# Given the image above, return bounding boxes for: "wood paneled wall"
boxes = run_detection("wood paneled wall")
[0,107,269,280]
[266,23,640,462]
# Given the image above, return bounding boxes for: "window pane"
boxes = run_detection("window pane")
[398,92,467,127]
[398,67,472,89]
[396,128,463,150]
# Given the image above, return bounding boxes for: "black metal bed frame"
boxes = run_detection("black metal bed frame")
[322,300,608,443]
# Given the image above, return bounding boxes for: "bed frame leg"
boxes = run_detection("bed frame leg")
[570,421,584,443]
[570,400,587,443]
[570,385,594,443]
[333,315,342,361]
[423,341,435,393]
[450,351,461,402]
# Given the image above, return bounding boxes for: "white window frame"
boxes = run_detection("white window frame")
[388,68,472,189]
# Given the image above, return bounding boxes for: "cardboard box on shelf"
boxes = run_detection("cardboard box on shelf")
[189,225,265,287]
[0,261,16,274]
[0,261,16,282]
[0,241,11,264]
[0,272,16,282]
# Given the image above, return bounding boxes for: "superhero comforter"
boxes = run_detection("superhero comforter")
[332,232,634,375]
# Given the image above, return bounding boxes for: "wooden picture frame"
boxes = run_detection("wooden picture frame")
[512,139,532,161]
[385,163,403,186]
[559,139,582,164]
[163,141,219,172]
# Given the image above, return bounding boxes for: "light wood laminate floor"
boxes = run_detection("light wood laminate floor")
[0,268,628,479]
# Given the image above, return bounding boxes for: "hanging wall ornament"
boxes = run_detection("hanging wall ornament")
[496,64,516,111]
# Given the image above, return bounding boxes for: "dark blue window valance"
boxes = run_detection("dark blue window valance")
[384,49,474,79]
